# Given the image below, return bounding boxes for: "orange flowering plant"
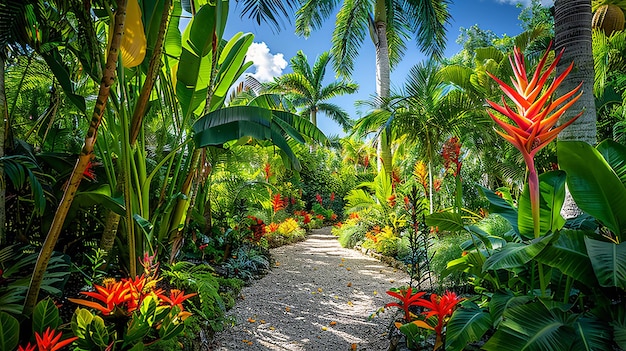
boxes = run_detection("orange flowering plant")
[68,254,197,350]
[486,42,582,238]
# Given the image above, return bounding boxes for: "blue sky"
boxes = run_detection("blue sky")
[223,0,554,137]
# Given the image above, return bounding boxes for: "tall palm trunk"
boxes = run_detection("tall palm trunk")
[0,54,6,246]
[374,18,392,175]
[23,0,127,315]
[554,0,597,219]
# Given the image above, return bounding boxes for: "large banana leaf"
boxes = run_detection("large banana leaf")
[482,234,552,271]
[534,229,598,286]
[426,211,465,232]
[558,141,626,241]
[584,237,626,289]
[192,106,326,171]
[596,139,626,187]
[445,301,492,351]
[478,186,519,234]
[0,312,19,351]
[518,171,566,239]
[483,301,576,351]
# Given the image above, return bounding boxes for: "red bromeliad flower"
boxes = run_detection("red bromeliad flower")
[385,287,426,322]
[441,137,462,177]
[486,43,583,237]
[330,192,335,202]
[83,160,97,181]
[414,291,462,350]
[315,193,323,205]
[157,289,197,311]
[18,343,36,351]
[35,328,78,351]
[263,163,272,181]
[69,275,148,316]
[272,194,285,213]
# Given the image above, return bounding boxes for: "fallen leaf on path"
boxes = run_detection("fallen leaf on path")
[333,295,339,299]
[389,279,394,283]
[373,290,378,295]
[321,326,328,331]
[329,321,337,326]
[285,307,291,312]
[351,344,357,350]
[269,326,276,330]
[338,263,344,267]
[347,301,354,306]
[260,320,266,324]
[242,339,249,343]
[247,318,256,323]
[347,282,352,287]
[275,262,280,267]
[317,287,323,293]
[341,258,345,262]
[346,267,351,271]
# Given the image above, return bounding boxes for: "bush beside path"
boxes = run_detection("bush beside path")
[211,227,410,350]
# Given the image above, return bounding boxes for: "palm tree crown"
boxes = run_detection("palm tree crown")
[265,50,358,131]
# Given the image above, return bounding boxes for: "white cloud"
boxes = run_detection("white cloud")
[493,0,553,7]
[245,42,287,82]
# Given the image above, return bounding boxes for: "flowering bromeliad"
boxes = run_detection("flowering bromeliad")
[385,287,426,322]
[486,43,583,238]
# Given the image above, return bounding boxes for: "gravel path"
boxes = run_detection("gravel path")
[211,227,410,351]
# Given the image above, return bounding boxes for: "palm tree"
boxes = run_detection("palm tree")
[296,0,450,172]
[354,59,472,212]
[264,50,358,131]
[554,0,598,218]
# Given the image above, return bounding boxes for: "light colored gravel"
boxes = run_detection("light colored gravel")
[211,227,410,351]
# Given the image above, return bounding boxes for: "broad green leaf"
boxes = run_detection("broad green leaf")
[213,33,253,97]
[71,308,95,339]
[446,301,492,351]
[0,312,19,351]
[74,186,125,216]
[483,301,575,351]
[33,298,61,334]
[572,317,612,351]
[534,230,597,286]
[489,291,533,327]
[558,141,626,240]
[585,237,626,289]
[597,139,626,187]
[478,185,519,234]
[159,306,185,340]
[87,315,109,347]
[483,234,551,271]
[164,1,182,58]
[425,211,465,232]
[611,304,626,350]
[518,171,566,239]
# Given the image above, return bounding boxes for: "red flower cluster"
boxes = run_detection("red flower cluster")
[19,328,78,351]
[315,193,323,205]
[247,215,266,242]
[263,163,272,181]
[441,136,462,177]
[272,194,285,213]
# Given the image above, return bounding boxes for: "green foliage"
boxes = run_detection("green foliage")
[334,220,367,248]
[161,262,227,332]
[0,312,19,351]
[445,300,492,351]
[430,232,468,289]
[222,245,270,280]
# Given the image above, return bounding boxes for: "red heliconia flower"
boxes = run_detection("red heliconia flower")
[263,162,272,181]
[83,160,97,181]
[387,194,397,207]
[441,136,462,176]
[385,287,427,322]
[157,289,197,311]
[315,193,323,205]
[272,194,285,213]
[414,291,462,337]
[35,328,78,351]
[486,42,583,237]
[391,168,402,187]
[363,155,370,168]
[17,343,36,351]
[303,213,311,224]
[199,243,208,251]
[330,192,335,202]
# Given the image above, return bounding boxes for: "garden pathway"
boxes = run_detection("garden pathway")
[211,227,410,351]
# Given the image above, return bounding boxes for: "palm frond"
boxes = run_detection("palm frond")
[295,0,341,37]
[401,0,451,60]
[236,0,298,32]
[331,0,371,77]
[317,102,354,130]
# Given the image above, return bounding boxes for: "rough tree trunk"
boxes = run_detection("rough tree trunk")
[23,0,127,315]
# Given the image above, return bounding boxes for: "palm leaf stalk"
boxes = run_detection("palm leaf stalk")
[23,0,128,315]
[486,43,583,240]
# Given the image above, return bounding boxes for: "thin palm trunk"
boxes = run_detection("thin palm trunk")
[0,54,6,245]
[374,20,393,175]
[23,0,127,315]
[554,0,597,219]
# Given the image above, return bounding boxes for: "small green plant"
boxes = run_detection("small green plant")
[71,247,108,287]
